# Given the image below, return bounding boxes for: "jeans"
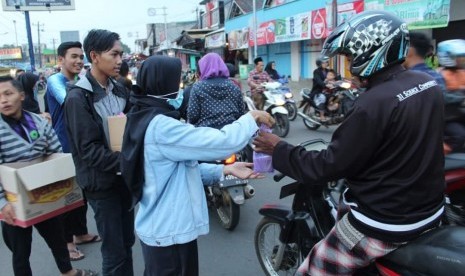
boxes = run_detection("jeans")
[1,216,72,276]
[141,239,199,276]
[88,188,135,276]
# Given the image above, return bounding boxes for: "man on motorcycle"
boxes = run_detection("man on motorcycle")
[404,34,465,153]
[247,57,272,110]
[254,11,445,276]
[437,39,465,152]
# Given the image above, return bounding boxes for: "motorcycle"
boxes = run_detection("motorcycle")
[298,80,359,131]
[255,139,465,275]
[276,77,298,121]
[244,81,290,138]
[204,153,256,231]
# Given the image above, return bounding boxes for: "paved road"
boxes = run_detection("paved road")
[0,118,336,276]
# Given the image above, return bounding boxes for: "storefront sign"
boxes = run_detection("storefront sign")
[338,0,364,24]
[0,47,22,60]
[249,20,275,46]
[275,12,311,43]
[311,8,328,40]
[227,27,249,50]
[205,31,225,49]
[364,0,450,30]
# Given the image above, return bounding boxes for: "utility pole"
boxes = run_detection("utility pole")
[51,38,58,65]
[13,20,18,47]
[162,6,168,48]
[33,22,44,68]
[24,11,35,72]
[253,0,257,59]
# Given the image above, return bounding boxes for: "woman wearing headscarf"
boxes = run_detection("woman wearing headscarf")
[264,61,281,80]
[120,55,273,276]
[17,72,41,114]
[187,53,244,129]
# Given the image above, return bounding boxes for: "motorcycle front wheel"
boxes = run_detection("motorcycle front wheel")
[255,217,302,276]
[216,190,240,231]
[272,113,290,138]
[302,105,321,131]
[285,102,298,121]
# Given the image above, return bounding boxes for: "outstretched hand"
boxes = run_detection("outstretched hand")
[224,162,264,179]
[249,110,275,128]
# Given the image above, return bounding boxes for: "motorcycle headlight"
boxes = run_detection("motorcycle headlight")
[275,98,286,106]
[285,92,293,99]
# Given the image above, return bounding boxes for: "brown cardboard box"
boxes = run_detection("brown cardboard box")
[108,115,127,152]
[0,153,83,228]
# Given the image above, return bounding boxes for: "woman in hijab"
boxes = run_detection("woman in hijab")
[187,53,244,129]
[264,61,281,80]
[121,55,273,276]
[17,72,41,114]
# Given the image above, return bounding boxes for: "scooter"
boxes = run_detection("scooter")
[244,81,290,138]
[276,77,297,121]
[254,139,465,275]
[298,80,359,131]
[204,154,255,231]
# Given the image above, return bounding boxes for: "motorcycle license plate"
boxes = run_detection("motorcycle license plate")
[220,175,248,188]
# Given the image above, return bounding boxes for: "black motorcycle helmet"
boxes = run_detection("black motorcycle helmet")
[315,57,329,67]
[321,10,409,78]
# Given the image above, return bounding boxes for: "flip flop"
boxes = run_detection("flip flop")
[75,235,102,245]
[69,248,85,261]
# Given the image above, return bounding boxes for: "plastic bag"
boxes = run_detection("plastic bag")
[253,124,274,173]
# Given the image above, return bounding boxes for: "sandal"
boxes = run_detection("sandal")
[75,235,102,245]
[74,269,98,276]
[69,248,85,261]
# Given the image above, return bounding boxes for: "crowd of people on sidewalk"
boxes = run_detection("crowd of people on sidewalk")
[1,9,465,276]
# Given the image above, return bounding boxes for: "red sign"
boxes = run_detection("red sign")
[311,8,327,40]
[0,47,22,60]
[250,21,276,46]
[338,0,364,24]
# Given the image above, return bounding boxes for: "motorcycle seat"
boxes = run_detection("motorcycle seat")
[377,226,465,275]
[444,153,465,170]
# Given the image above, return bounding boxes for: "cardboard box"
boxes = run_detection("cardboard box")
[108,115,127,152]
[0,153,83,228]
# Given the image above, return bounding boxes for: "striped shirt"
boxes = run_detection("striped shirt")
[0,111,62,209]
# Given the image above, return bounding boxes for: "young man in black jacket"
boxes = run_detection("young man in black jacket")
[254,11,445,275]
[64,29,133,276]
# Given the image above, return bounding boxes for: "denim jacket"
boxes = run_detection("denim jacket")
[135,113,258,246]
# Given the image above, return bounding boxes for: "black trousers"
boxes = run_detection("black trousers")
[141,239,199,276]
[62,196,89,243]
[88,189,135,276]
[1,216,72,276]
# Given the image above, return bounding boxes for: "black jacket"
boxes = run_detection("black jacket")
[64,71,130,198]
[274,65,445,242]
[310,67,328,95]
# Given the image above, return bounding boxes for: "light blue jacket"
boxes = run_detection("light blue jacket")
[135,113,259,247]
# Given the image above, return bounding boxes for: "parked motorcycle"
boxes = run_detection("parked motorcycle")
[298,80,359,131]
[244,81,290,138]
[255,139,465,275]
[204,153,255,231]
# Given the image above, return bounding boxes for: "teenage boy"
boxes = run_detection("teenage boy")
[46,41,101,261]
[247,57,272,110]
[0,76,95,276]
[64,30,133,276]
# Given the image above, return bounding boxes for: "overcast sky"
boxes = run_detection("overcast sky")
[0,0,202,52]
